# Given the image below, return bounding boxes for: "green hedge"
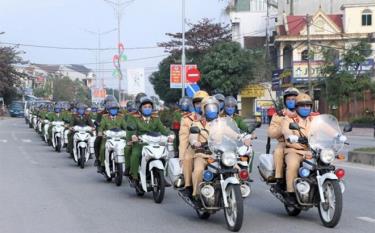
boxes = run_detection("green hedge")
[350,116,375,125]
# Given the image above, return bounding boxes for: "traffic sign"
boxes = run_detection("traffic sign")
[185,84,200,98]
[186,68,201,83]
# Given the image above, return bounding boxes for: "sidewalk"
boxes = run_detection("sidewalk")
[346,127,374,138]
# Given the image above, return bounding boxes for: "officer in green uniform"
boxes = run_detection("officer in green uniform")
[46,103,66,142]
[126,96,173,181]
[67,103,95,155]
[97,101,127,173]
[88,103,99,122]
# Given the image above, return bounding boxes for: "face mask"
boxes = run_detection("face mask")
[205,111,218,121]
[78,109,85,116]
[219,102,225,111]
[194,106,202,114]
[55,108,61,113]
[285,100,296,110]
[297,107,311,117]
[225,107,235,116]
[142,108,152,117]
[91,108,98,113]
[181,104,189,112]
[109,108,118,116]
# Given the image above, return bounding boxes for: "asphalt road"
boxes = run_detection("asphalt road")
[0,118,374,233]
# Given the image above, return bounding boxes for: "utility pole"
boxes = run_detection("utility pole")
[290,0,294,15]
[105,0,134,103]
[84,28,116,89]
[306,14,313,98]
[266,0,270,60]
[181,0,186,97]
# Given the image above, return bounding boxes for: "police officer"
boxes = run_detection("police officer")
[171,97,192,155]
[126,96,172,181]
[97,101,127,173]
[179,91,209,196]
[281,93,318,203]
[67,103,95,156]
[214,93,225,113]
[268,87,299,189]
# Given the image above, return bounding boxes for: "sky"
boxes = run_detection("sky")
[0,0,229,95]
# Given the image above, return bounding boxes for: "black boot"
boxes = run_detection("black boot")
[124,168,130,177]
[286,192,297,205]
[94,159,100,167]
[180,186,193,199]
[274,178,285,192]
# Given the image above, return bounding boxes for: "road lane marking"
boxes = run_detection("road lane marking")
[357,217,375,223]
[21,139,32,143]
[0,139,7,143]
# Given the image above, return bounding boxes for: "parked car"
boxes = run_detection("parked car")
[9,101,25,117]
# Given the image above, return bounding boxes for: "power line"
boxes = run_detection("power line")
[0,42,160,51]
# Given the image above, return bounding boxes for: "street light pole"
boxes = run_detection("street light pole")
[181,0,186,97]
[104,0,134,103]
[306,14,313,98]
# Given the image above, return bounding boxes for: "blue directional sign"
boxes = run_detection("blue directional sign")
[185,84,200,98]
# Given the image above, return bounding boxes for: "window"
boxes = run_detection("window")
[301,50,309,61]
[362,9,372,26]
[249,0,266,12]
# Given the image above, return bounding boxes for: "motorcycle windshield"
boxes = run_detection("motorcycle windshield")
[308,114,344,152]
[208,117,242,153]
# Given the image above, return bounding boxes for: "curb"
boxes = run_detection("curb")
[348,151,375,166]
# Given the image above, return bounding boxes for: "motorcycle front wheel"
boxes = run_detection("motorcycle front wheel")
[318,180,343,228]
[79,147,85,169]
[152,169,165,204]
[114,163,123,186]
[224,184,244,232]
[55,138,61,152]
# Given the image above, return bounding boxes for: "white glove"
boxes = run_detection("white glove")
[339,135,347,143]
[288,135,299,143]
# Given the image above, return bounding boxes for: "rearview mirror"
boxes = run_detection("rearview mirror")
[289,123,300,130]
[343,124,353,133]
[190,126,201,134]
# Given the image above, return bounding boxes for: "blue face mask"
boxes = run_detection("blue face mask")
[109,108,118,116]
[194,106,202,114]
[180,104,189,112]
[298,107,311,117]
[142,108,152,117]
[91,108,98,113]
[77,108,85,116]
[225,107,236,116]
[219,102,225,111]
[205,111,218,121]
[55,108,61,113]
[285,100,296,110]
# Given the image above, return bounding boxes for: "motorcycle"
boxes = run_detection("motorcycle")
[51,121,65,152]
[102,128,126,186]
[258,114,351,228]
[42,120,50,143]
[72,125,95,169]
[129,132,173,204]
[178,117,250,232]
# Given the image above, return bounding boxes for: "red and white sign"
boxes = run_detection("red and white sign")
[170,64,197,89]
[186,68,201,83]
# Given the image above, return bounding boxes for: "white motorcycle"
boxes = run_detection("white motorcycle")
[178,117,249,232]
[72,125,96,169]
[42,120,50,143]
[102,129,126,186]
[258,114,351,228]
[51,121,65,152]
[129,132,172,204]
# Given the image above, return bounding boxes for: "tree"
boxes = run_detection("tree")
[151,18,232,103]
[0,46,26,104]
[200,42,256,96]
[321,40,375,112]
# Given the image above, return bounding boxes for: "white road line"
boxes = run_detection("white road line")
[0,139,7,143]
[357,217,375,223]
[21,139,32,143]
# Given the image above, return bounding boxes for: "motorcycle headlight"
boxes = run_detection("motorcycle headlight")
[320,149,335,164]
[222,151,237,167]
